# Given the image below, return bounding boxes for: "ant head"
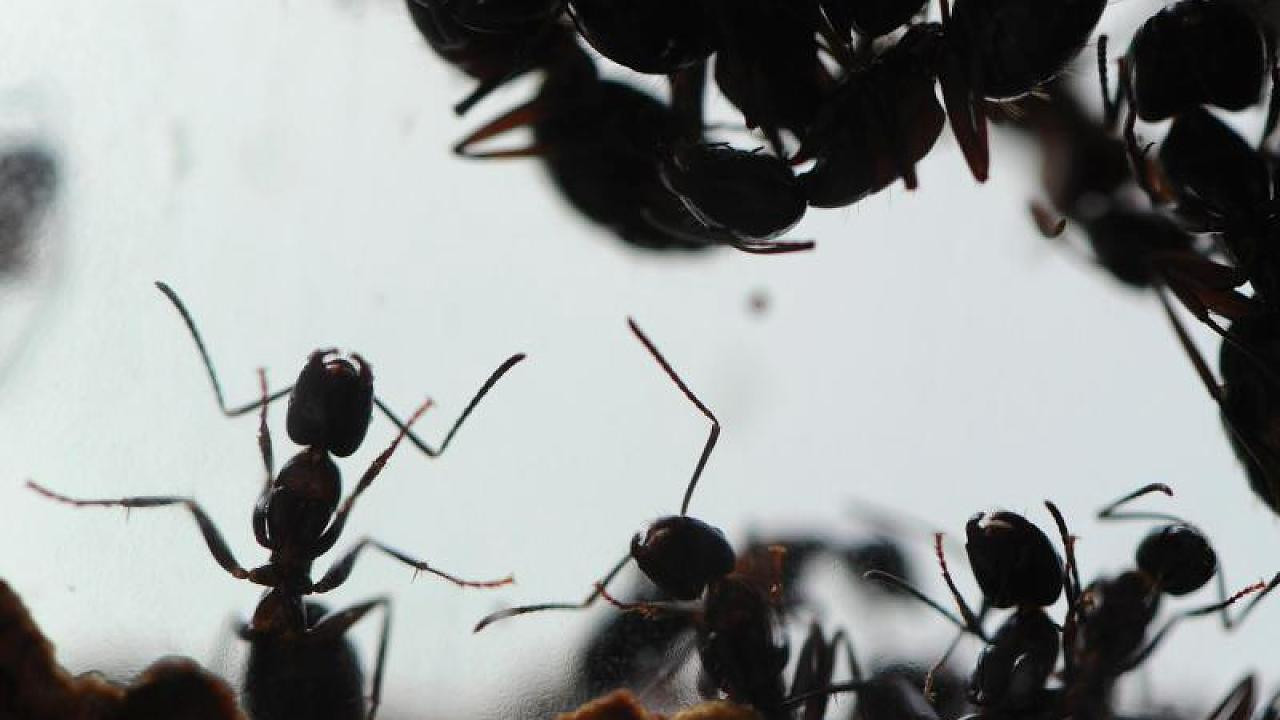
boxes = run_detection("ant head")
[965,511,1063,608]
[968,608,1059,709]
[1136,523,1217,596]
[269,451,342,546]
[631,515,736,601]
[287,350,374,457]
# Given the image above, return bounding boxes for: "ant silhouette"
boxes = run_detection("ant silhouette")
[473,317,728,632]
[28,285,524,720]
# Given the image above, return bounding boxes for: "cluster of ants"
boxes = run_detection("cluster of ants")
[6,281,1280,720]
[401,0,1112,253]
[997,0,1280,522]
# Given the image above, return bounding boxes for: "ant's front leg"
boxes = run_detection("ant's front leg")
[313,538,513,594]
[27,481,255,582]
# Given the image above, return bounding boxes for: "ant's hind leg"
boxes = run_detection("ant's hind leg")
[313,538,514,594]
[308,596,393,720]
[26,481,251,580]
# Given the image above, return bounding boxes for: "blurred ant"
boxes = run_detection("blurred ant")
[782,628,948,720]
[29,289,520,718]
[455,45,812,254]
[475,319,840,717]
[0,579,244,720]
[0,142,58,279]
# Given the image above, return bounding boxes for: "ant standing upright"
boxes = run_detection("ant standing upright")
[29,282,526,720]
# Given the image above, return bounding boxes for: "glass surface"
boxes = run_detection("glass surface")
[0,2,1274,718]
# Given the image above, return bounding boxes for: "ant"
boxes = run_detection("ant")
[475,319,837,718]
[455,45,812,254]
[30,287,522,720]
[1060,485,1276,719]
[0,579,244,720]
[871,506,1068,713]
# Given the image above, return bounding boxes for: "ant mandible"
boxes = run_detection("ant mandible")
[474,317,731,631]
[29,285,523,720]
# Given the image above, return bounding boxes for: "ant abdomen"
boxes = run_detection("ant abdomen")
[286,351,374,458]
[965,511,1063,608]
[631,515,736,601]
[1135,524,1217,596]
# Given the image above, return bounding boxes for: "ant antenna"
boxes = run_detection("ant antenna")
[627,318,720,516]
[1097,483,1184,523]
[373,352,526,457]
[155,282,292,416]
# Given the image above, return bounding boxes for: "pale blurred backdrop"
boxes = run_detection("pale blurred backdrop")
[0,1,1276,718]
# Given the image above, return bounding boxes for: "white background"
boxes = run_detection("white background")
[0,1,1276,718]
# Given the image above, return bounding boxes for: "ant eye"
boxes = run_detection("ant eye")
[1136,524,1217,596]
[965,511,1063,608]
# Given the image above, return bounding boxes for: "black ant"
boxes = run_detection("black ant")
[29,287,522,720]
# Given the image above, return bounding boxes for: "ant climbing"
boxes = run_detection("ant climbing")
[29,287,524,720]
[475,318,836,718]
[153,281,525,461]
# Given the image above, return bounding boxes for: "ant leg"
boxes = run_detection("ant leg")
[305,596,392,720]
[1097,36,1122,131]
[1157,288,1280,506]
[313,538,513,594]
[933,534,986,638]
[790,623,839,720]
[473,552,632,632]
[154,282,294,417]
[252,369,274,550]
[1207,675,1257,720]
[1219,570,1280,629]
[453,99,547,158]
[26,481,252,581]
[1261,45,1279,149]
[316,398,434,554]
[1119,581,1266,673]
[372,353,525,458]
[627,318,720,517]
